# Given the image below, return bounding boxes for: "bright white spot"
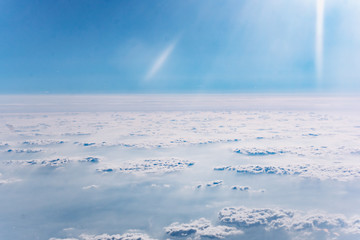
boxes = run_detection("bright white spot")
[82,185,99,190]
[316,0,325,86]
[145,41,177,81]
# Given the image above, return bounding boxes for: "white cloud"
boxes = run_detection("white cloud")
[49,238,78,240]
[0,178,22,185]
[219,206,360,239]
[196,180,223,189]
[219,207,294,228]
[50,230,156,240]
[164,218,243,239]
[214,163,360,181]
[6,156,100,167]
[79,232,156,240]
[81,185,99,190]
[97,158,194,175]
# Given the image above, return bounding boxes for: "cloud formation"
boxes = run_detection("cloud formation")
[219,206,360,239]
[97,158,194,175]
[164,218,243,239]
[214,164,360,181]
[50,230,156,240]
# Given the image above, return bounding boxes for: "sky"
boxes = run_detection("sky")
[0,0,360,93]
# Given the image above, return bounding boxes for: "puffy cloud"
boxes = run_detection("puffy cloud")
[219,207,294,228]
[233,145,360,158]
[97,158,194,175]
[5,148,42,153]
[79,232,156,240]
[48,207,360,240]
[233,148,282,156]
[21,140,66,146]
[196,180,223,189]
[214,164,360,181]
[50,231,156,240]
[231,186,251,191]
[49,238,78,240]
[165,218,243,239]
[219,206,360,238]
[6,156,100,167]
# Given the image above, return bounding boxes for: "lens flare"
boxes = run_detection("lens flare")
[145,41,177,81]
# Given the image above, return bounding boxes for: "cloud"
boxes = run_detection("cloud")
[49,238,78,240]
[233,147,282,156]
[164,218,243,239]
[231,185,251,191]
[144,41,177,81]
[48,207,360,240]
[97,158,194,175]
[50,230,156,240]
[81,185,99,190]
[219,206,360,239]
[214,163,360,181]
[79,232,156,240]
[5,156,100,167]
[0,177,22,185]
[219,207,295,228]
[196,180,223,189]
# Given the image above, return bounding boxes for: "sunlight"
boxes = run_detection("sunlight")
[316,0,325,86]
[144,41,177,81]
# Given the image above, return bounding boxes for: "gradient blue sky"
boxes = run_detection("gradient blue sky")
[1,0,359,93]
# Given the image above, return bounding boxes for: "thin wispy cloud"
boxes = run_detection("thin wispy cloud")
[144,40,177,81]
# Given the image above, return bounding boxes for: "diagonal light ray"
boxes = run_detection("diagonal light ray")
[144,41,177,81]
[316,0,325,85]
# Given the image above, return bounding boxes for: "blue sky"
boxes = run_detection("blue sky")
[0,0,359,93]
